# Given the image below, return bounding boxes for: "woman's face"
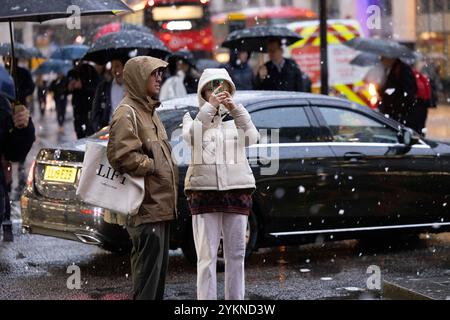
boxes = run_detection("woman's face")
[202,80,231,101]
[203,87,213,101]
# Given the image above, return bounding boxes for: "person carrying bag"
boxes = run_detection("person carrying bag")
[107,56,178,300]
[76,105,145,217]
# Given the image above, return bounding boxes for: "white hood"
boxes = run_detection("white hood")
[197,68,236,108]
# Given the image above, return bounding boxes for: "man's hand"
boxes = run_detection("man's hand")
[13,105,30,129]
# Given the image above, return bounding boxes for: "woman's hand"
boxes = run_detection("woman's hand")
[222,91,237,112]
[208,85,228,108]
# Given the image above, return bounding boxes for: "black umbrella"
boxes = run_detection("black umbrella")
[0,0,131,22]
[196,59,222,73]
[89,22,154,44]
[0,42,44,59]
[168,50,196,68]
[350,52,380,67]
[0,0,132,102]
[50,45,89,61]
[350,51,422,67]
[221,25,303,53]
[344,38,416,60]
[83,30,171,65]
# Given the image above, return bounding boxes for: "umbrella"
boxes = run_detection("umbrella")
[91,22,153,43]
[50,45,89,61]
[221,25,303,53]
[83,30,171,65]
[168,50,196,68]
[344,38,416,60]
[0,0,131,22]
[196,59,222,73]
[350,52,380,67]
[0,65,15,100]
[350,51,422,67]
[33,59,73,76]
[0,42,44,59]
[0,0,132,102]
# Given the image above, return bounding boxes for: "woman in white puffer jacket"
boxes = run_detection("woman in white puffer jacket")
[182,68,259,300]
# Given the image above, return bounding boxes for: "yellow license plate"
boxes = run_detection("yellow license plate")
[43,166,78,183]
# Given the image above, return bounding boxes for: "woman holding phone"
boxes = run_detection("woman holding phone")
[182,69,259,300]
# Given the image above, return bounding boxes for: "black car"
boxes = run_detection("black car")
[21,91,450,263]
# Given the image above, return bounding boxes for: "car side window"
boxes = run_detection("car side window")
[250,107,315,143]
[318,107,399,144]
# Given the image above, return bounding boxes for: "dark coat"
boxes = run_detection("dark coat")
[49,76,68,102]
[254,58,311,92]
[0,95,35,219]
[378,60,421,130]
[15,66,35,106]
[224,62,254,91]
[184,70,199,94]
[90,80,113,134]
[68,63,100,138]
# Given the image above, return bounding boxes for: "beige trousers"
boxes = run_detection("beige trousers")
[192,213,248,300]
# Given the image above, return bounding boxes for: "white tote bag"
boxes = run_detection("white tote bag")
[76,106,145,217]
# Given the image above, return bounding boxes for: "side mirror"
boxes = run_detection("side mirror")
[398,128,420,146]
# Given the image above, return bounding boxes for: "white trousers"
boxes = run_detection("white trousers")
[192,213,248,300]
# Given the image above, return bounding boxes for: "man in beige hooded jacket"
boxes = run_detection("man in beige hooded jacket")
[107,56,178,300]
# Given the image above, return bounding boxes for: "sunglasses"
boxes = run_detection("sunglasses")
[151,68,164,78]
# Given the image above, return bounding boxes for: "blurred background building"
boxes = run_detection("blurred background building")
[0,0,448,76]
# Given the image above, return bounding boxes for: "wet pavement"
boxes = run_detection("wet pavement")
[1,101,450,300]
[1,214,450,300]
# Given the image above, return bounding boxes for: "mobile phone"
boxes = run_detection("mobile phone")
[211,79,225,93]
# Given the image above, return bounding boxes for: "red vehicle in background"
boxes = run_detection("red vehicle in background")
[144,0,213,57]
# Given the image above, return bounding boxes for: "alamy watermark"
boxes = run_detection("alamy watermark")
[66,5,81,30]
[170,126,281,176]
[66,264,81,290]
[366,5,382,30]
[366,265,382,290]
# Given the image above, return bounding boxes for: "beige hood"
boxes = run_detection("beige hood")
[123,56,168,109]
[197,68,236,108]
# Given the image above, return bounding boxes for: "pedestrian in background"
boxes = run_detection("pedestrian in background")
[3,56,36,198]
[254,38,311,93]
[90,57,127,133]
[223,50,254,91]
[159,54,188,101]
[170,50,200,94]
[49,71,68,134]
[67,62,99,139]
[182,68,259,300]
[36,75,48,117]
[377,56,429,135]
[107,56,178,300]
[0,66,35,242]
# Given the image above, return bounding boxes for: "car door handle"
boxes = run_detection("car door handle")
[343,152,366,160]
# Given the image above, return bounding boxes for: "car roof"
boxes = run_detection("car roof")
[159,90,353,110]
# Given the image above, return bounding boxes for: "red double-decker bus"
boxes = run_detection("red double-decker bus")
[144,0,213,57]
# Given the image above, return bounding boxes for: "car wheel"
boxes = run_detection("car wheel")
[181,211,259,270]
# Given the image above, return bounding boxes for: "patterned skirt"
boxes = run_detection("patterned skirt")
[186,189,254,216]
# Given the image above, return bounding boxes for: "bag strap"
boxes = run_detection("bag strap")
[121,104,138,134]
